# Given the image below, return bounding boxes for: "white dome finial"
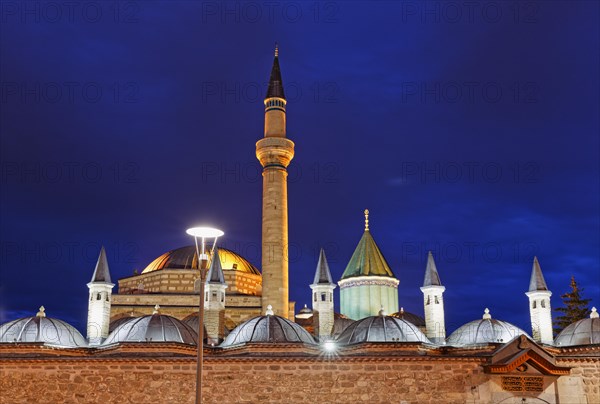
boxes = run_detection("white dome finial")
[591,307,598,319]
[266,305,274,316]
[483,308,491,320]
[378,305,386,316]
[36,306,46,318]
[153,304,160,315]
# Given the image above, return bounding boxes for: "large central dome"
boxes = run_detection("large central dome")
[142,246,260,275]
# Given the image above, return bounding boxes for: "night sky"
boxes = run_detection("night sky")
[1,1,598,335]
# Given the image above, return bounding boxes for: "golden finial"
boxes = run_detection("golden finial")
[36,306,46,317]
[364,209,369,231]
[274,42,279,58]
[153,304,160,315]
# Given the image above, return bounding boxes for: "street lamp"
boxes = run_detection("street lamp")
[186,226,224,404]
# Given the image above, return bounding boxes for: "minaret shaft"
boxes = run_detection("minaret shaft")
[257,47,294,319]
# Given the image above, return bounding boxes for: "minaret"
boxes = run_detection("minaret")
[86,247,114,345]
[310,248,336,340]
[204,248,227,345]
[420,251,446,343]
[525,256,553,344]
[256,44,295,319]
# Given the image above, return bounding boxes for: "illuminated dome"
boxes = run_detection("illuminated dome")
[0,306,87,348]
[103,307,197,345]
[336,311,430,344]
[447,309,528,346]
[555,307,600,346]
[221,307,316,347]
[142,246,260,275]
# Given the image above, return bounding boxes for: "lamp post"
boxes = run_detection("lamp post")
[186,226,224,404]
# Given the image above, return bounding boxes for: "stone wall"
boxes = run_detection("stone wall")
[0,358,483,404]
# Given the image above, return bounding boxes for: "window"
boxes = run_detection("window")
[330,294,332,302]
[106,294,109,302]
[221,293,224,303]
[232,263,238,269]
[313,293,316,302]
[434,296,439,304]
[96,293,101,300]
[321,293,326,302]
[426,296,430,305]
[532,301,536,309]
[541,300,546,308]
[212,291,217,299]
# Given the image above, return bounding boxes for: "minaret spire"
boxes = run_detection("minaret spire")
[525,256,553,344]
[420,251,446,344]
[364,209,369,231]
[310,248,336,340]
[204,248,228,344]
[86,247,115,345]
[256,46,295,318]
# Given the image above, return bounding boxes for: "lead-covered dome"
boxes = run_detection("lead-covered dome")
[390,308,426,328]
[0,306,87,348]
[104,306,197,345]
[221,306,315,347]
[447,308,528,346]
[336,310,430,344]
[142,246,260,275]
[555,307,600,346]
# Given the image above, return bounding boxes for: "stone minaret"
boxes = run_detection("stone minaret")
[87,247,114,345]
[525,256,553,344]
[420,251,446,344]
[204,248,227,345]
[310,248,336,340]
[256,44,295,318]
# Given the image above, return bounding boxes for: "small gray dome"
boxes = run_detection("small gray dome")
[332,315,355,337]
[221,313,316,347]
[336,315,430,344]
[104,310,197,345]
[0,307,87,348]
[183,312,230,340]
[447,309,528,346]
[555,308,600,346]
[390,308,426,328]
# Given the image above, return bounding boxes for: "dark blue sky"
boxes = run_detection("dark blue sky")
[1,1,598,334]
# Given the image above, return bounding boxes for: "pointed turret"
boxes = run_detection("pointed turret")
[525,256,553,344]
[340,210,396,280]
[313,248,334,285]
[338,210,399,320]
[420,251,446,344]
[204,248,228,344]
[423,251,442,287]
[265,43,285,100]
[310,248,336,340]
[207,248,226,284]
[90,246,111,283]
[86,247,115,345]
[528,256,548,292]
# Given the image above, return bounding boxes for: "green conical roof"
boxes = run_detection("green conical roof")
[340,229,396,280]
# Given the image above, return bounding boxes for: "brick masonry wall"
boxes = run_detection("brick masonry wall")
[0,359,482,404]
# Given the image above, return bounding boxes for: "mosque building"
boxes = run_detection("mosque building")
[0,47,599,404]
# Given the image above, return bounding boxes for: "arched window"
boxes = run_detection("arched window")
[434,296,439,304]
[541,300,546,308]
[96,293,101,300]
[321,293,326,302]
[313,293,316,302]
[426,296,430,305]
[532,301,536,309]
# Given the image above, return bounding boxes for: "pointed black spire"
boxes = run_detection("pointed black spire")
[90,246,112,283]
[207,248,226,284]
[265,43,285,99]
[423,251,442,287]
[313,248,334,285]
[528,256,548,292]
